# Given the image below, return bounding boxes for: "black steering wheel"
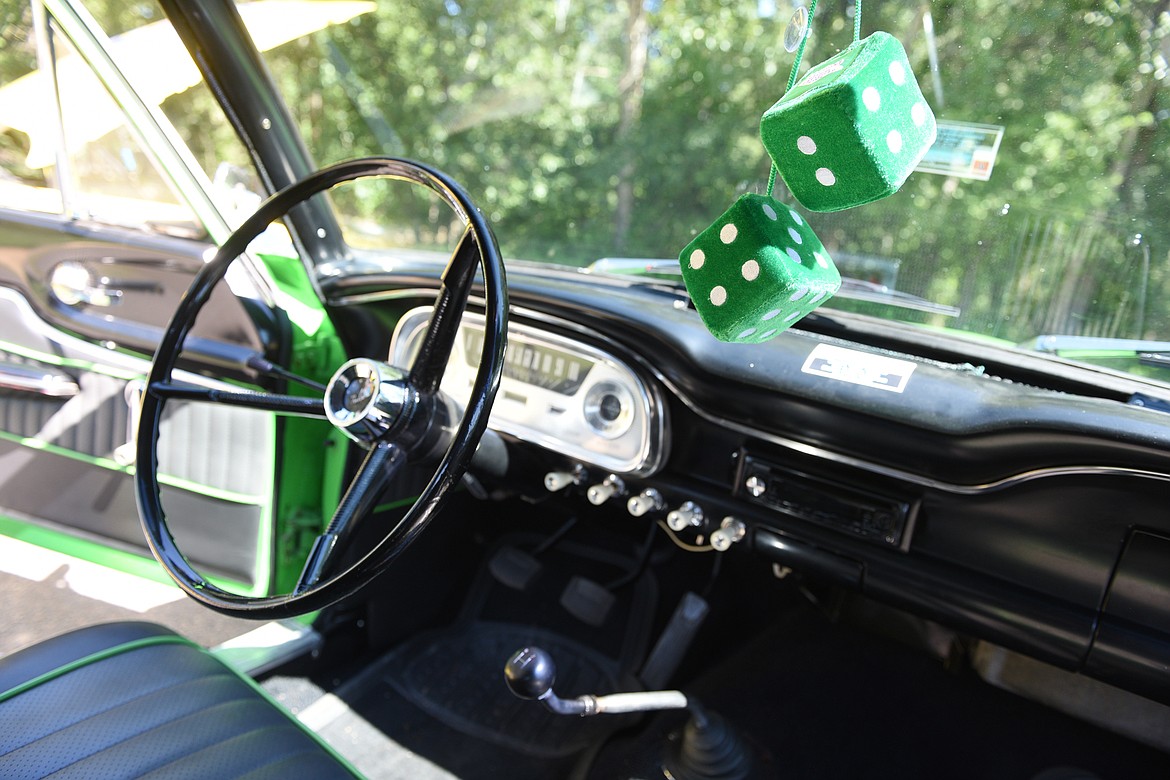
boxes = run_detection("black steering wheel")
[135,157,507,619]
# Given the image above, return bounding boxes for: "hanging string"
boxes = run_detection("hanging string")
[767,0,818,197]
[854,0,862,42]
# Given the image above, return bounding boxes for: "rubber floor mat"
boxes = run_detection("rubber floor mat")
[373,620,637,759]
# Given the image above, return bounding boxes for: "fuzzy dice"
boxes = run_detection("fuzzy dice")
[679,194,841,343]
[760,32,937,212]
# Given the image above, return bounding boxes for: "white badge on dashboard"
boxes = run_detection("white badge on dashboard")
[801,343,917,393]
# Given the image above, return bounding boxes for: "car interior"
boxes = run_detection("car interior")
[1,1,1170,778]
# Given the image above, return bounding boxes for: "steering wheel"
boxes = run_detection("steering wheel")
[135,157,507,619]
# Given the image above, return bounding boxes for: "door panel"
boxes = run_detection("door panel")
[0,218,280,591]
[2,213,273,365]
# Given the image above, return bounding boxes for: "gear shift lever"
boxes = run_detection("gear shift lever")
[504,646,688,716]
[504,646,755,779]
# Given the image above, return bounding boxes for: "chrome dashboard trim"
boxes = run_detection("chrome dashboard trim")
[329,286,1170,495]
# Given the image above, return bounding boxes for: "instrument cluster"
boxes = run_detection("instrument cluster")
[389,307,667,475]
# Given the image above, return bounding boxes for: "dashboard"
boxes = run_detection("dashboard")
[338,265,1170,709]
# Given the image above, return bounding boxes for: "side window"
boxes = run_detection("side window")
[0,0,263,232]
[0,3,63,214]
[51,20,198,231]
[85,0,263,228]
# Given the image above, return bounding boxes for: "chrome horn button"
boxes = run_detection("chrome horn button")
[325,358,413,444]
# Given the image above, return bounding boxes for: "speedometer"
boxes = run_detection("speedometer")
[462,329,593,396]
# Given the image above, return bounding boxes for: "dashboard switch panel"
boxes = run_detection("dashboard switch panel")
[587,474,627,506]
[666,501,705,531]
[737,456,917,550]
[544,465,586,492]
[627,488,665,517]
[711,517,747,551]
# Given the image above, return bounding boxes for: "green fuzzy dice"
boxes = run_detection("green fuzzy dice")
[760,32,937,213]
[680,194,841,343]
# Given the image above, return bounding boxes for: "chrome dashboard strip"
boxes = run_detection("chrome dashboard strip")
[328,286,1170,495]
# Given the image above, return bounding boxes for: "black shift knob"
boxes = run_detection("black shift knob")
[504,646,556,700]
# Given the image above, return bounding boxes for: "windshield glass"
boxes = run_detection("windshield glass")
[250,0,1169,379]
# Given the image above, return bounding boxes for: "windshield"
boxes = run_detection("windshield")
[251,1,1168,377]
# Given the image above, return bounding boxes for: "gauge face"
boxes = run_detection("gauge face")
[390,307,666,475]
[583,380,635,439]
[463,329,592,395]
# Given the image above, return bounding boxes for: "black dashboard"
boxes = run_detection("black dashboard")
[325,261,1170,708]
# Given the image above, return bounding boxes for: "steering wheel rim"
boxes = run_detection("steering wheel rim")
[135,157,507,619]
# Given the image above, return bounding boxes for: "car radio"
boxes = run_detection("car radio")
[735,455,918,550]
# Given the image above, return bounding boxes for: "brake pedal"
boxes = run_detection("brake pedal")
[488,545,543,591]
[560,576,616,627]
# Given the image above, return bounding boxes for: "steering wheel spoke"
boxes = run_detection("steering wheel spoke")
[296,441,405,593]
[408,227,480,395]
[149,380,327,418]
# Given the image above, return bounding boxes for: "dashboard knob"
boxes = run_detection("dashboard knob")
[544,466,585,492]
[710,517,747,552]
[666,501,705,532]
[744,475,767,497]
[586,475,626,506]
[626,488,665,517]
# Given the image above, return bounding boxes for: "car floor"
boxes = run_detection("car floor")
[281,525,1170,779]
[595,606,1170,780]
[5,514,1169,779]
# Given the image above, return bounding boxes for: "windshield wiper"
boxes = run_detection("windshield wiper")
[584,258,961,318]
[1023,335,1170,355]
[1023,336,1170,372]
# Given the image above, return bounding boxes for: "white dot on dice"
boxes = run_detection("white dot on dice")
[887,130,903,154]
[690,249,705,269]
[786,247,802,264]
[741,260,760,281]
[762,309,781,321]
[889,61,906,85]
[911,102,926,127]
[738,327,757,339]
[710,286,727,306]
[814,252,828,268]
[789,285,809,302]
[784,311,801,322]
[762,203,778,221]
[815,167,836,186]
[788,227,803,245]
[863,86,881,112]
[797,135,817,155]
[789,210,804,226]
[720,223,738,244]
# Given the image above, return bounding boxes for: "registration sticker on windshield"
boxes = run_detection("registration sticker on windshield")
[801,344,917,393]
